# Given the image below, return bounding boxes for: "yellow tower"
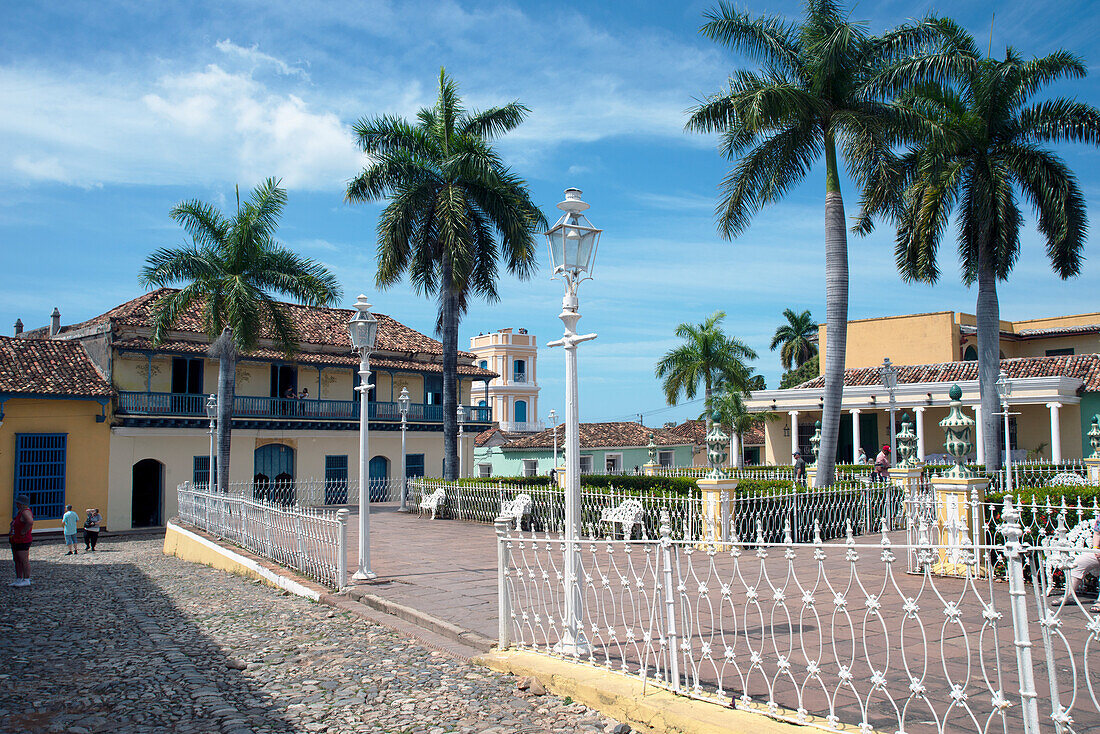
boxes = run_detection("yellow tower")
[469,328,542,432]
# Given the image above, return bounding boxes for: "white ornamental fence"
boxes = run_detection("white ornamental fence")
[494,496,1100,734]
[177,482,349,589]
[221,477,409,507]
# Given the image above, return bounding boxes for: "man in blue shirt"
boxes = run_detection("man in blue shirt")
[62,505,79,555]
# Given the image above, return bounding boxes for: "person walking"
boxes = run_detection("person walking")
[793,451,807,485]
[874,446,892,484]
[83,508,102,552]
[62,505,79,555]
[9,495,33,586]
[856,448,868,465]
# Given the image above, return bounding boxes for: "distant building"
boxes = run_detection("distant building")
[751,310,1100,466]
[475,421,693,477]
[469,328,542,433]
[15,290,496,530]
[669,419,765,467]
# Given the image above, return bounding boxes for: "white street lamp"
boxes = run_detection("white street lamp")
[548,408,559,472]
[546,187,600,657]
[205,393,217,491]
[996,369,1017,496]
[398,386,411,512]
[878,357,899,464]
[457,403,466,479]
[348,294,378,581]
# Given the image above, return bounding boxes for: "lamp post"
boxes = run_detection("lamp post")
[546,187,601,656]
[398,387,410,512]
[457,403,466,479]
[878,357,899,462]
[348,294,378,581]
[206,394,217,491]
[996,369,1017,496]
[548,408,559,470]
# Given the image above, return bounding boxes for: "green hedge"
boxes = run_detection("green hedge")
[442,474,699,496]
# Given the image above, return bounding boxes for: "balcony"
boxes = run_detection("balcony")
[499,420,545,433]
[511,372,528,384]
[116,391,492,424]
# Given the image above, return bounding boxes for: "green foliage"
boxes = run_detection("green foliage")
[445,474,700,496]
[779,354,819,389]
[655,310,757,410]
[770,308,818,371]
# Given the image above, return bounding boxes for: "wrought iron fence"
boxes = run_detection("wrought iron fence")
[177,482,348,589]
[216,477,409,507]
[495,496,1100,733]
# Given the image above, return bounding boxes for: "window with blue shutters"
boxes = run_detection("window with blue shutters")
[14,433,67,519]
[405,453,425,478]
[324,455,349,504]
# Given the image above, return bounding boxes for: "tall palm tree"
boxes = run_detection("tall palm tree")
[858,31,1100,469]
[655,310,757,431]
[141,178,342,492]
[770,308,818,370]
[346,68,544,480]
[687,1,940,486]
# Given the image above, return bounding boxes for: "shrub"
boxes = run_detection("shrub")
[443,474,699,495]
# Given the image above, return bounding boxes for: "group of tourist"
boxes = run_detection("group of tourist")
[793,445,894,484]
[8,498,102,587]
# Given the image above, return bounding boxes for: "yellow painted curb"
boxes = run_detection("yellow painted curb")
[474,649,806,734]
[162,521,321,600]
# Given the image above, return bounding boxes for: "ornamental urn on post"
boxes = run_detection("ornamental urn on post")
[642,431,660,476]
[938,384,975,479]
[896,412,917,468]
[1088,415,1100,459]
[647,433,657,464]
[705,419,729,480]
[808,420,822,466]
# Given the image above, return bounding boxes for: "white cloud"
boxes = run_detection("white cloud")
[215,39,310,80]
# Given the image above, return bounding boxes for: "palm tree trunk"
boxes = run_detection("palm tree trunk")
[441,253,459,481]
[214,335,236,494]
[976,242,1001,470]
[817,133,847,488]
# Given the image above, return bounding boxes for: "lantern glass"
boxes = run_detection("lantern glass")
[206,394,217,421]
[996,370,1012,400]
[547,216,601,277]
[398,386,410,414]
[457,404,466,423]
[347,296,378,351]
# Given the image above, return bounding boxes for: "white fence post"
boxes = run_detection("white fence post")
[495,516,512,648]
[1000,496,1042,733]
[659,509,680,693]
[336,508,349,590]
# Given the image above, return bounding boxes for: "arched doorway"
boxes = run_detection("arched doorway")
[369,455,389,501]
[255,444,294,503]
[132,459,164,527]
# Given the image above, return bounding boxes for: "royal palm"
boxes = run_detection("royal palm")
[771,308,818,370]
[141,178,341,492]
[859,34,1100,468]
[655,310,757,431]
[347,69,543,480]
[687,1,938,485]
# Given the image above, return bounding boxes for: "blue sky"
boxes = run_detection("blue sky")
[2,0,1099,425]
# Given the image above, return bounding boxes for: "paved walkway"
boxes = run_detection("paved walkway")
[2,535,620,734]
[347,504,501,640]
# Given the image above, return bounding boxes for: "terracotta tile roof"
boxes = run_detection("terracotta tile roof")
[670,419,764,446]
[474,424,534,447]
[0,336,112,397]
[1015,324,1100,338]
[500,422,693,451]
[112,337,496,378]
[792,354,1100,391]
[51,288,479,358]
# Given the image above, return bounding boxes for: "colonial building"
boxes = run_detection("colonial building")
[17,290,495,530]
[750,310,1100,465]
[475,421,693,477]
[669,419,765,467]
[0,336,113,532]
[469,328,542,433]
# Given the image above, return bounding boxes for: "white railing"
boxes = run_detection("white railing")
[495,496,1100,733]
[177,482,348,589]
[220,477,409,507]
[498,420,546,433]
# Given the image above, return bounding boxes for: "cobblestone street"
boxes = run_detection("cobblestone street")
[1,535,619,734]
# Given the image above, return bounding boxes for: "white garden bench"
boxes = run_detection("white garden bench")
[600,499,645,539]
[419,487,446,519]
[1043,517,1098,596]
[1049,472,1088,487]
[499,493,533,530]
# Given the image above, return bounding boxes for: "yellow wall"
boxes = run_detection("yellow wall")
[1011,313,1100,330]
[1,398,110,532]
[820,312,958,370]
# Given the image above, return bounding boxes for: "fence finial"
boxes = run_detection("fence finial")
[659,509,671,541]
[783,518,793,545]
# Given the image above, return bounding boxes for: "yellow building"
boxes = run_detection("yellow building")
[17,290,496,530]
[469,328,542,432]
[0,336,113,533]
[751,310,1100,466]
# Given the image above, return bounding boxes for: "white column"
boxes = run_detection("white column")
[914,406,926,462]
[730,431,742,468]
[849,409,861,463]
[1047,403,1063,464]
[973,405,984,465]
[789,411,800,463]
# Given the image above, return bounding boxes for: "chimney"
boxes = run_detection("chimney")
[13,319,22,336]
[50,308,61,336]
